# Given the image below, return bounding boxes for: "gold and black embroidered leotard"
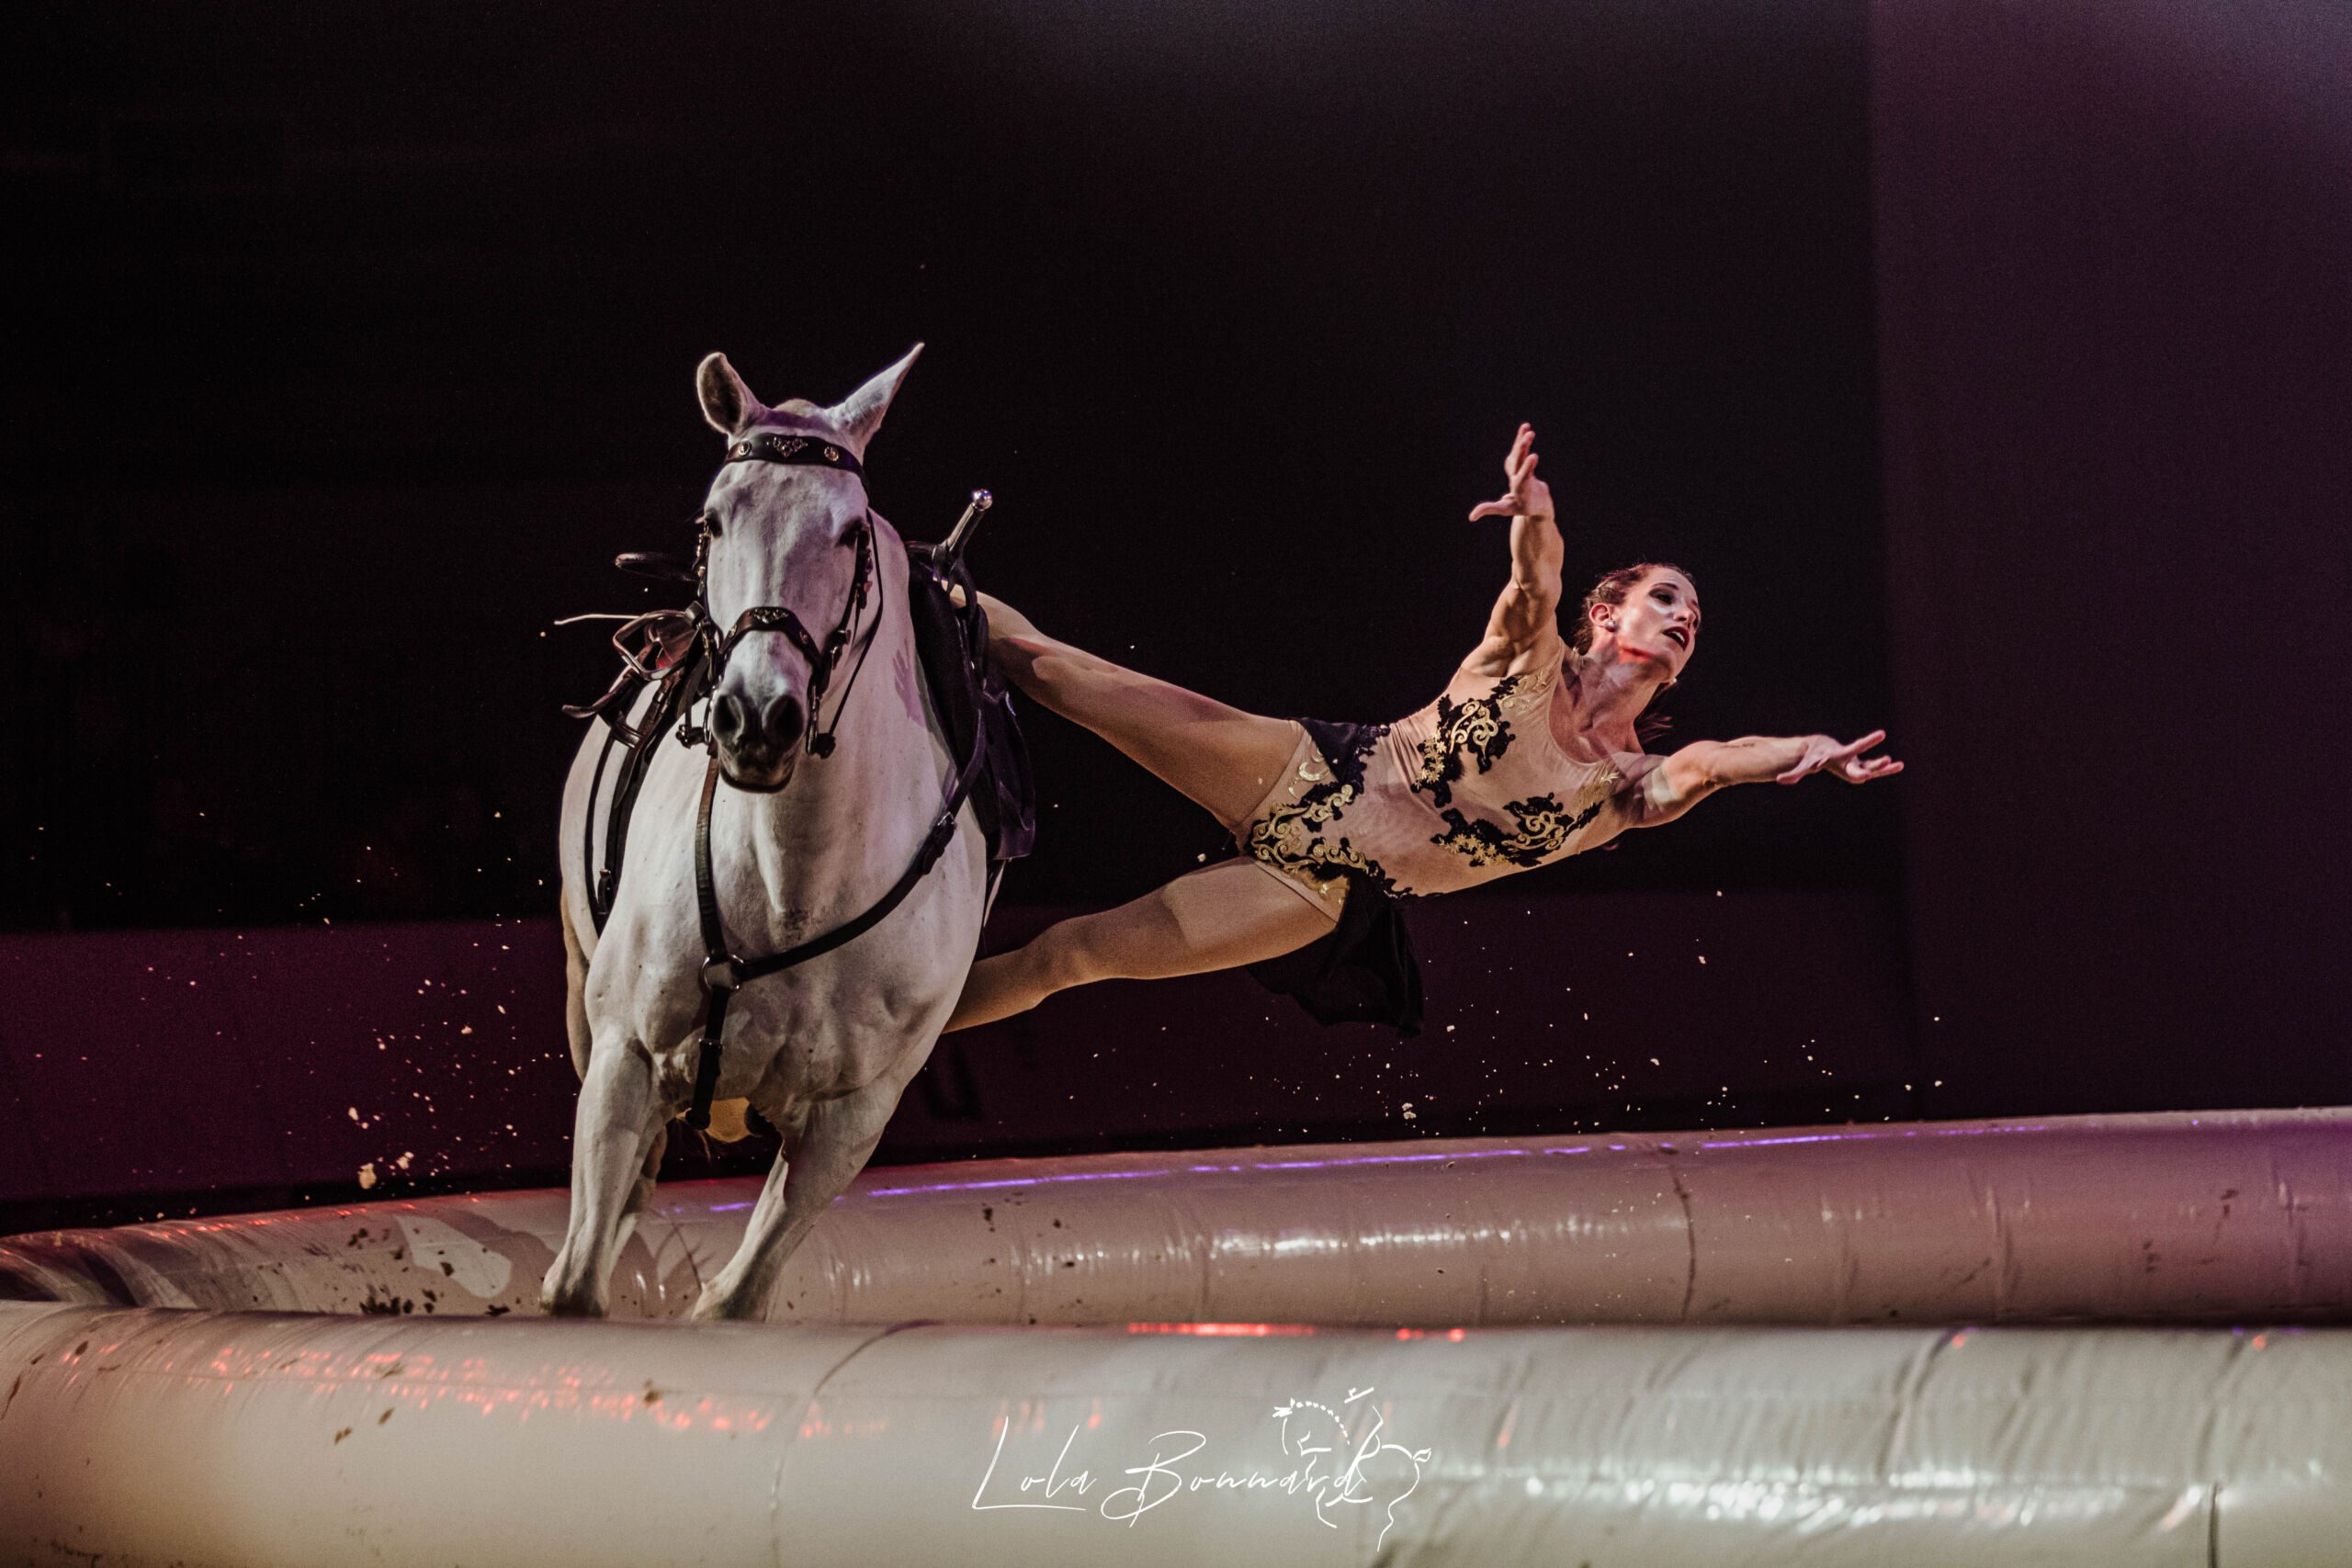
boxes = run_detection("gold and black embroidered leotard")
[1231,657,1627,912]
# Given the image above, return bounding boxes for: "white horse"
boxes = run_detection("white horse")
[541,345,989,1321]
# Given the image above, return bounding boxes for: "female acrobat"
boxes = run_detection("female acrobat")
[945,424,1901,1036]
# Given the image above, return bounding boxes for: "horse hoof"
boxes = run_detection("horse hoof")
[538,1288,608,1319]
[686,1287,750,1324]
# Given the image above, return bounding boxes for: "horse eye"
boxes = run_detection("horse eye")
[700,512,722,538]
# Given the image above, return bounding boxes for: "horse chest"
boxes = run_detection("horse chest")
[723,927,966,1090]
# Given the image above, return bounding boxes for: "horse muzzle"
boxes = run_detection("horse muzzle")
[711,685,806,793]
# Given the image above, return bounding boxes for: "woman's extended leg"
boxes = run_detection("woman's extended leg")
[944,856,1335,1032]
[980,592,1302,829]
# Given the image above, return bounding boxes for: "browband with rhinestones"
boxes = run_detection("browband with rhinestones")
[722,431,865,477]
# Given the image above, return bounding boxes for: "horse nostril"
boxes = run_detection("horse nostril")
[713,691,748,747]
[763,694,806,753]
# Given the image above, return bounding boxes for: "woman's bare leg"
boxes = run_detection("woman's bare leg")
[980,592,1303,829]
[945,857,1336,1032]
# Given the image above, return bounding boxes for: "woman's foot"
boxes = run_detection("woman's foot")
[942,587,1304,828]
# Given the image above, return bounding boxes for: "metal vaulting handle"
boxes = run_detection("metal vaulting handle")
[940,489,992,570]
[614,550,698,585]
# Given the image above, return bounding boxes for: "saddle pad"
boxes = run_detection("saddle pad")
[904,544,1037,863]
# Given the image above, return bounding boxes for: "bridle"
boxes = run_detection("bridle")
[684,429,882,767]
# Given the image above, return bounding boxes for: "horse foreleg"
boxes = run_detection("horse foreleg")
[687,1076,903,1323]
[688,1140,792,1322]
[611,1113,670,1260]
[539,1032,658,1318]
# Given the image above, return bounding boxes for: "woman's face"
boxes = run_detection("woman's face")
[1597,568,1702,675]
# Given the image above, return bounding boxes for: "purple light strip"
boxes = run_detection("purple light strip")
[1699,1123,2051,1150]
[856,1144,1618,1199]
[859,1168,1170,1198]
[695,1123,2072,1208]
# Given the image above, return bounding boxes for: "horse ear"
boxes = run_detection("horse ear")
[829,343,923,452]
[696,352,767,436]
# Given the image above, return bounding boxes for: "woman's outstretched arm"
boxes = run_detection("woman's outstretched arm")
[1462,423,1566,677]
[1623,729,1903,828]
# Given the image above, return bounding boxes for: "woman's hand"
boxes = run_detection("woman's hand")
[1775,730,1905,785]
[1467,423,1554,524]
[1460,423,1567,677]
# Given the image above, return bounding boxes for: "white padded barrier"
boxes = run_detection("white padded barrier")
[6,1109,2348,1327]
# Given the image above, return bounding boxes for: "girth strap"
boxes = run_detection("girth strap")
[684,702,992,1130]
[580,643,711,934]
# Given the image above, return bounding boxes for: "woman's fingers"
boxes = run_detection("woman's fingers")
[1781,732,1902,785]
[1826,729,1886,764]
[1844,728,1887,753]
[1832,730,1896,783]
[1471,427,1548,520]
[1842,755,1904,784]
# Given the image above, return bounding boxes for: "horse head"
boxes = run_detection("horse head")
[693,344,921,792]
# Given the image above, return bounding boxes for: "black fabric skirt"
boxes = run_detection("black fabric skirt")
[1240,716,1426,1038]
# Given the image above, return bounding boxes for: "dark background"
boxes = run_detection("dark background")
[1,0,2345,1225]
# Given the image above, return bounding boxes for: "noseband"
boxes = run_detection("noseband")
[689,429,880,763]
